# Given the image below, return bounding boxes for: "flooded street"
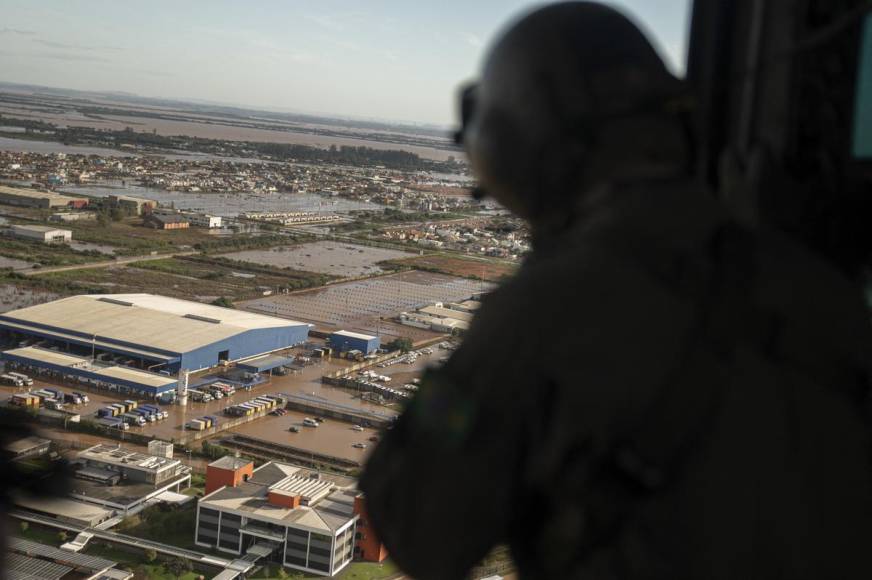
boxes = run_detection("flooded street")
[1,347,444,466]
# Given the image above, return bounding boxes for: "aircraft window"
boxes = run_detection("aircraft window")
[853,13,872,158]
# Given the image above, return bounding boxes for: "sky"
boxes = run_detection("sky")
[0,0,692,126]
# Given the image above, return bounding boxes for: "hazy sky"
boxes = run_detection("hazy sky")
[0,0,691,125]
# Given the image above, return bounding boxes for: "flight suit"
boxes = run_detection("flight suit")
[360,181,872,579]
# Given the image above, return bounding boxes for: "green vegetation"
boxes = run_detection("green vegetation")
[0,238,105,267]
[251,561,398,580]
[386,338,413,353]
[83,543,203,580]
[201,440,234,459]
[13,522,63,546]
[210,296,235,308]
[116,504,199,552]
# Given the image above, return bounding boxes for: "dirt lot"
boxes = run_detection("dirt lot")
[383,254,517,282]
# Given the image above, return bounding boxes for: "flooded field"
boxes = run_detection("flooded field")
[69,241,116,256]
[0,256,33,270]
[221,241,412,277]
[0,284,59,313]
[0,107,457,161]
[241,270,490,337]
[61,183,385,218]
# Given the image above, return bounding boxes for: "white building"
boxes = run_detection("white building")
[197,458,359,576]
[11,224,72,244]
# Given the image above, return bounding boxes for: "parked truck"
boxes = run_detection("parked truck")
[0,374,24,387]
[122,413,145,427]
[63,392,83,405]
[97,417,129,431]
[7,372,33,386]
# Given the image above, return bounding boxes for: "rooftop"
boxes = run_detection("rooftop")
[8,538,117,578]
[78,443,181,473]
[0,185,86,202]
[11,224,71,234]
[332,330,378,341]
[209,456,253,471]
[0,294,308,355]
[418,305,474,322]
[2,346,177,388]
[202,461,357,532]
[5,436,51,456]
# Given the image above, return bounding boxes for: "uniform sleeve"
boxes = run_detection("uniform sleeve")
[359,284,537,580]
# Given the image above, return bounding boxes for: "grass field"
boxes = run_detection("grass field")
[251,561,399,579]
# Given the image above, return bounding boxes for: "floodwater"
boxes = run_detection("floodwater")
[0,346,443,466]
[242,270,490,333]
[0,284,59,313]
[0,136,129,157]
[0,256,33,270]
[220,241,412,277]
[69,241,116,256]
[61,183,386,218]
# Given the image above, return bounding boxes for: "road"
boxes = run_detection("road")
[19,250,198,276]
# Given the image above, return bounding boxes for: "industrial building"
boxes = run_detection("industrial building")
[2,346,179,398]
[144,213,189,229]
[328,331,380,355]
[10,224,72,244]
[106,194,155,215]
[0,295,311,387]
[197,458,364,576]
[0,184,88,209]
[153,208,223,228]
[70,444,192,513]
[7,538,132,580]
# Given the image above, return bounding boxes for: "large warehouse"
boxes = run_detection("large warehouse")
[0,294,311,377]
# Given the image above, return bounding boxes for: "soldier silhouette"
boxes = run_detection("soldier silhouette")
[361,2,872,579]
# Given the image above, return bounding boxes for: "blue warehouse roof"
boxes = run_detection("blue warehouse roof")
[0,294,310,358]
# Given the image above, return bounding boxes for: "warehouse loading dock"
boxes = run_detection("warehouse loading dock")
[236,353,295,373]
[1,346,178,398]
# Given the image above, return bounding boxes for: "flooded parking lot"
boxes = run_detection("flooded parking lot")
[241,270,490,337]
[1,347,444,465]
[220,241,412,277]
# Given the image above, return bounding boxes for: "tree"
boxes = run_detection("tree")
[57,531,68,543]
[165,557,192,579]
[145,549,157,563]
[276,567,288,579]
[210,296,234,309]
[387,338,413,353]
[19,521,28,534]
